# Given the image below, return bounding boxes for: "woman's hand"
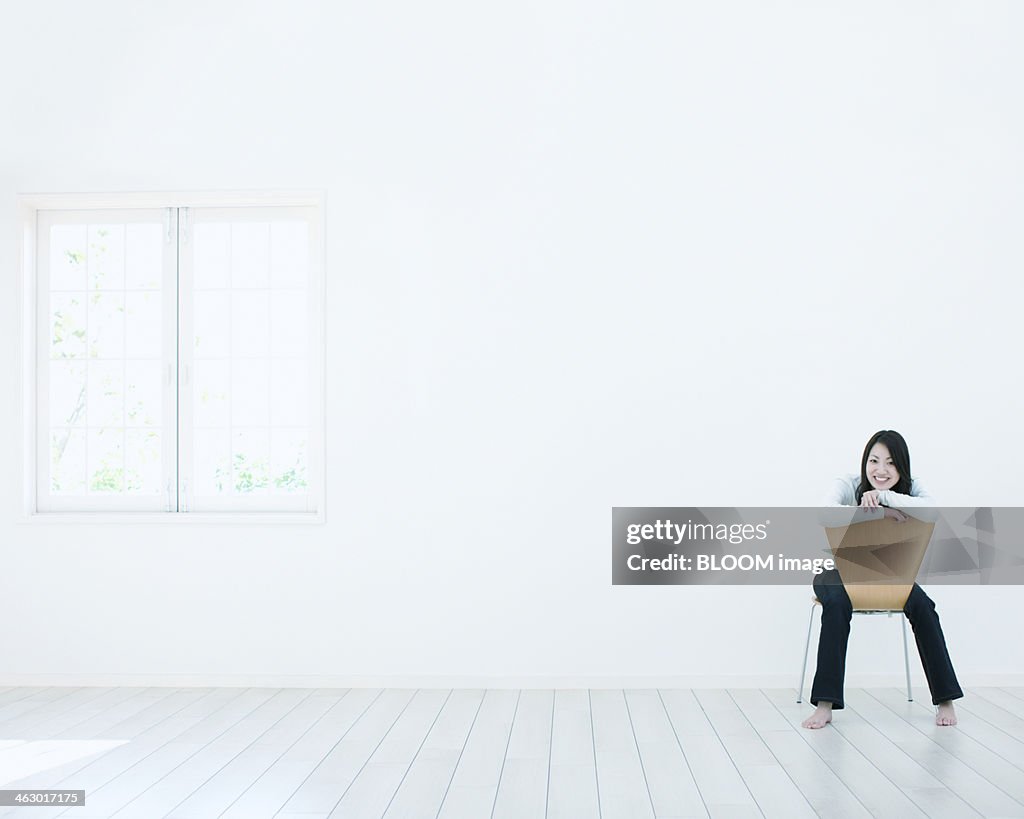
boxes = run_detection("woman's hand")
[860,490,881,509]
[862,490,907,520]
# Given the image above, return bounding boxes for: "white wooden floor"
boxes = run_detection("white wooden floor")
[1,687,1023,818]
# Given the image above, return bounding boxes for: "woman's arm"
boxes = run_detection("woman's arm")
[818,476,885,527]
[879,480,934,507]
[878,480,939,521]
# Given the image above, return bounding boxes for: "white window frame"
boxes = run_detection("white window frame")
[18,191,326,524]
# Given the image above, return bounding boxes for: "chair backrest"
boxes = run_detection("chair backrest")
[824,517,935,611]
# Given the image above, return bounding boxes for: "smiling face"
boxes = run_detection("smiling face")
[865,442,900,491]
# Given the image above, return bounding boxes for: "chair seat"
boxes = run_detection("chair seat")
[810,595,908,613]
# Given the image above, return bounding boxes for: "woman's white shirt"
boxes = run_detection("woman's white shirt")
[820,475,938,525]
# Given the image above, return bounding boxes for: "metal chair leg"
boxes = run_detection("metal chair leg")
[797,600,816,703]
[801,603,914,706]
[901,612,913,701]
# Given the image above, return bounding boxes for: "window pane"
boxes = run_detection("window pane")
[87,225,125,290]
[193,360,231,427]
[50,293,86,359]
[270,290,307,357]
[231,223,270,288]
[193,427,231,496]
[271,430,307,493]
[270,222,309,288]
[231,360,270,426]
[193,291,231,359]
[270,360,308,427]
[126,361,162,427]
[51,429,87,494]
[87,361,124,427]
[125,291,162,358]
[185,210,316,509]
[125,429,162,494]
[40,213,168,510]
[193,223,230,289]
[50,225,87,290]
[88,427,124,493]
[231,291,270,357]
[232,428,270,494]
[125,224,163,289]
[87,292,125,359]
[49,361,87,428]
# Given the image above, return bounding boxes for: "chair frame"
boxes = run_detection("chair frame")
[797,597,913,704]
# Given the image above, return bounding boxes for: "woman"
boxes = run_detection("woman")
[802,430,963,729]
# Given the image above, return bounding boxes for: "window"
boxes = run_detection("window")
[26,194,323,516]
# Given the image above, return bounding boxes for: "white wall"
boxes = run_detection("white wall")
[1,0,1022,685]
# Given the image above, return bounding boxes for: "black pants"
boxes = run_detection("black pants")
[810,568,963,709]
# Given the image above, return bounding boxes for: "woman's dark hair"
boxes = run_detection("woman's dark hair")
[856,430,913,503]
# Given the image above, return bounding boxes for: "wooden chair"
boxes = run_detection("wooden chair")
[796,517,935,703]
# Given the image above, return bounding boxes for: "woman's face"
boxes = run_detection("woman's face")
[865,442,899,491]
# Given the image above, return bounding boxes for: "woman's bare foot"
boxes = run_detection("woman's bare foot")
[935,701,958,726]
[801,702,833,729]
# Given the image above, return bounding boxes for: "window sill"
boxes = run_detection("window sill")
[19,511,324,525]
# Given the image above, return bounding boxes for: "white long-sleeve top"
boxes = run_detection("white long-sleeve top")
[820,474,938,525]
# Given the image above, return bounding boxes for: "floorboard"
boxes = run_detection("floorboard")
[0,687,1020,818]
